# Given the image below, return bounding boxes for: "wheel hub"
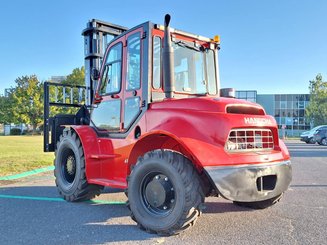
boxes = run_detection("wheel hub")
[66,156,76,175]
[145,179,166,207]
[60,149,77,184]
[143,174,175,214]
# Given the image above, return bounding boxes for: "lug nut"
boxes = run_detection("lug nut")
[164,177,168,181]
[155,175,160,180]
[171,199,174,203]
[163,206,167,210]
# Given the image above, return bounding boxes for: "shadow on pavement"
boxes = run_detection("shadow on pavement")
[203,201,253,214]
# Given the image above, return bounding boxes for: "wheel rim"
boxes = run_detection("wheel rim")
[60,148,77,185]
[140,172,176,216]
[322,138,327,146]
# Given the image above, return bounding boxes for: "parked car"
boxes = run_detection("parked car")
[300,125,327,144]
[314,127,327,146]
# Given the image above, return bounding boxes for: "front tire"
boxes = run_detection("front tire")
[233,194,283,209]
[321,138,327,146]
[127,150,205,235]
[54,129,103,202]
[308,137,315,144]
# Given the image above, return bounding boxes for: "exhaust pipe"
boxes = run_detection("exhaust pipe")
[163,14,175,99]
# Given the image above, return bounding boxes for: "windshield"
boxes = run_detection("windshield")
[310,126,320,132]
[173,41,217,95]
[310,125,327,133]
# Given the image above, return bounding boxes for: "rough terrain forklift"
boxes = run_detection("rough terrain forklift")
[44,15,291,235]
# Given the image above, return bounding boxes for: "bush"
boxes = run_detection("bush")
[10,128,22,135]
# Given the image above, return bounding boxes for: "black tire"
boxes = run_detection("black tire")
[54,129,103,202]
[309,137,316,144]
[233,194,283,209]
[126,150,205,235]
[321,138,327,146]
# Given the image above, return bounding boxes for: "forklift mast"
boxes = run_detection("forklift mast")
[82,19,128,105]
[43,20,128,152]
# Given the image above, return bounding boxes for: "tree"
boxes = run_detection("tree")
[0,90,16,124]
[2,67,85,134]
[49,67,86,115]
[62,67,85,86]
[11,75,43,133]
[306,74,327,126]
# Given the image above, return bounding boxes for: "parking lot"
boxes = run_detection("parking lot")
[1,141,326,245]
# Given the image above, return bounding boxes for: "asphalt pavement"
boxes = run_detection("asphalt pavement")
[1,141,326,244]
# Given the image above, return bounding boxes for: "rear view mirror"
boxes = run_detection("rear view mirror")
[91,68,100,81]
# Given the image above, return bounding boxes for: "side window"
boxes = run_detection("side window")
[91,100,121,131]
[206,49,217,95]
[126,33,141,90]
[194,52,206,94]
[100,43,122,95]
[124,97,140,129]
[174,56,189,92]
[153,36,161,89]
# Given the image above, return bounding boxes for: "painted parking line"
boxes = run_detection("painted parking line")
[0,194,64,202]
[0,166,55,181]
[0,194,126,205]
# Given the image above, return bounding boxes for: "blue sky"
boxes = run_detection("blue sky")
[0,0,326,95]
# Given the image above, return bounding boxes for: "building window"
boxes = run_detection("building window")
[235,90,257,102]
[280,101,287,109]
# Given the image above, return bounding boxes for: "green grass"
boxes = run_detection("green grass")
[0,136,54,177]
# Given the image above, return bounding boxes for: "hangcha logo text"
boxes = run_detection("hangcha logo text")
[244,117,272,125]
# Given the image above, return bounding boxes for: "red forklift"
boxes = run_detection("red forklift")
[44,15,292,235]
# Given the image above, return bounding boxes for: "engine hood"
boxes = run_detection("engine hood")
[150,97,266,115]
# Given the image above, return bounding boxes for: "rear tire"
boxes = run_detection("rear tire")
[54,129,103,202]
[233,194,283,209]
[126,150,205,235]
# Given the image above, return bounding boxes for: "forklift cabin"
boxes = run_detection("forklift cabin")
[44,18,220,150]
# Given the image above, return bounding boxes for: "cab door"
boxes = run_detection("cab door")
[121,28,143,131]
[91,27,144,134]
[90,28,144,183]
